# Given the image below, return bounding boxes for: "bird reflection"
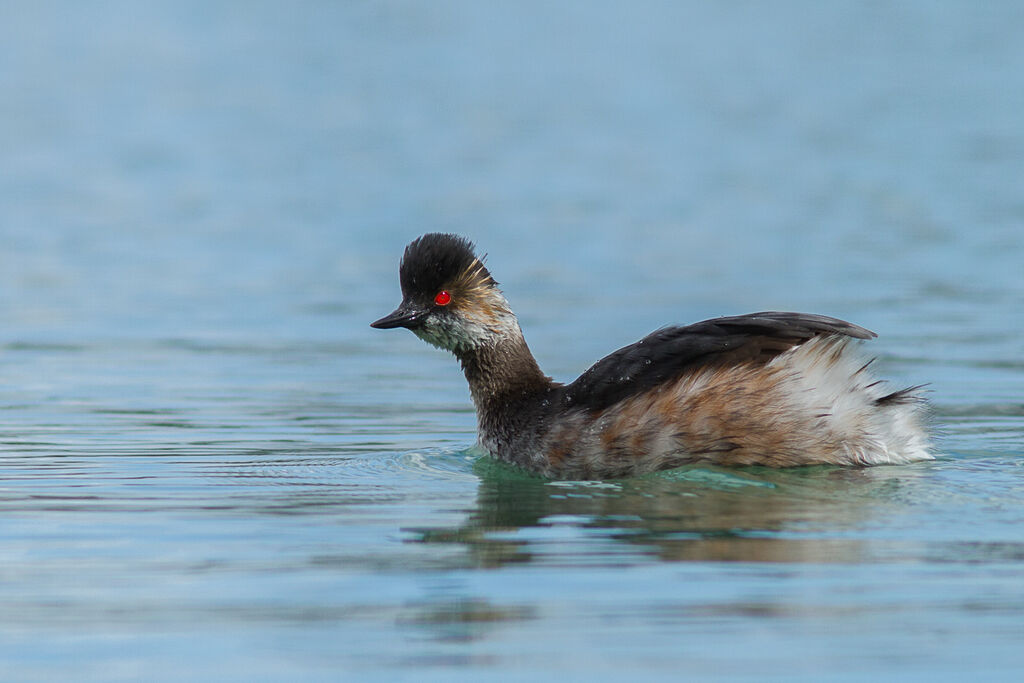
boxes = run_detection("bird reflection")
[406,461,923,568]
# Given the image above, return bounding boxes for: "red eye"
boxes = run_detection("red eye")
[434,290,452,306]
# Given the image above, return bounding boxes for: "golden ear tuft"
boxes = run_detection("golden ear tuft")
[453,258,497,296]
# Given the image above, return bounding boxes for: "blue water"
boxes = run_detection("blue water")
[2,1,1023,680]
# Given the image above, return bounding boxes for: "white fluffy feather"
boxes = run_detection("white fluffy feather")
[770,337,932,465]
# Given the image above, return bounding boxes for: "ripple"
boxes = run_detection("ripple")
[399,448,482,480]
[1,342,90,352]
[935,402,1024,418]
[182,447,482,494]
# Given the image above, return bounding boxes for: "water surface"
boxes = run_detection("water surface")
[2,2,1023,680]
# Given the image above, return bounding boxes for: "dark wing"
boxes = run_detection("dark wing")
[561,312,874,412]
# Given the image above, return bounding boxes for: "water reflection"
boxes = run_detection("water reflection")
[396,598,534,646]
[408,461,937,567]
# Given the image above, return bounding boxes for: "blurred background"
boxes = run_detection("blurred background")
[1,1,1023,680]
[3,2,1023,406]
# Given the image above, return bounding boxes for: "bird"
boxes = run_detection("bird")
[371,233,931,479]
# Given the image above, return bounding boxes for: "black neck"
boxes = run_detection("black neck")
[458,337,553,412]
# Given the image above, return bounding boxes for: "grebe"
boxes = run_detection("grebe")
[371,233,931,479]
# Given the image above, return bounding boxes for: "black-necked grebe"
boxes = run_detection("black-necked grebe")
[371,233,931,478]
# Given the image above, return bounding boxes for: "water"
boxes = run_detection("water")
[2,1,1023,680]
